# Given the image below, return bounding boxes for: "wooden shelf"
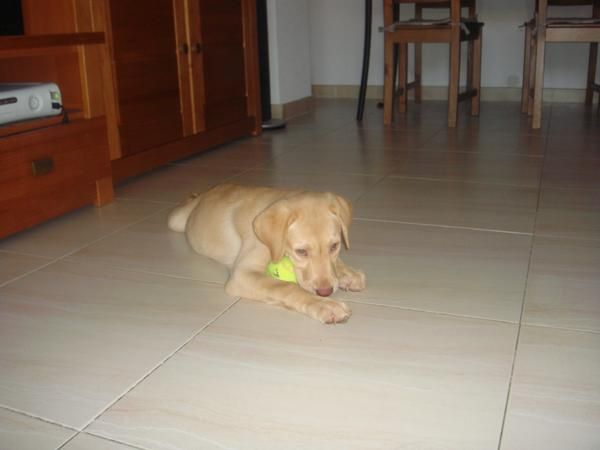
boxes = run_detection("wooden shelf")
[0,33,105,52]
[0,113,68,139]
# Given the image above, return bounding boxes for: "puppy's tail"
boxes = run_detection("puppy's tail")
[167,192,202,233]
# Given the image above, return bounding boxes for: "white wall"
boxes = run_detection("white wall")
[307,0,595,90]
[266,0,312,104]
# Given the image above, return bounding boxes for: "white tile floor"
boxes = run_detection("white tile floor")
[1,100,599,450]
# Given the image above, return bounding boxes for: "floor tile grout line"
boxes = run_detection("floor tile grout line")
[533,232,600,243]
[57,259,228,287]
[340,298,521,326]
[0,258,60,289]
[0,206,172,289]
[520,321,600,336]
[353,217,534,236]
[0,249,54,259]
[77,298,241,434]
[113,196,178,205]
[350,174,390,205]
[0,404,79,435]
[57,430,148,450]
[385,174,542,190]
[496,102,552,450]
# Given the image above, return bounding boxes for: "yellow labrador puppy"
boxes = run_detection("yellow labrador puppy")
[168,184,366,323]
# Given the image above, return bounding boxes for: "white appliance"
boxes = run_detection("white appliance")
[0,82,63,125]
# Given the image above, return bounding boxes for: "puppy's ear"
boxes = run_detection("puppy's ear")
[253,199,295,261]
[329,194,352,249]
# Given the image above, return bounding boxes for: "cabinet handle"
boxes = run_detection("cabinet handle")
[193,43,202,53]
[31,157,55,176]
[179,43,189,54]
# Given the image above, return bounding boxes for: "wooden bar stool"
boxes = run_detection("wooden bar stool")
[523,0,600,128]
[412,1,477,103]
[382,0,483,128]
[522,0,600,117]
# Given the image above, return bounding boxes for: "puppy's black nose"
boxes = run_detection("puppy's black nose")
[316,287,334,297]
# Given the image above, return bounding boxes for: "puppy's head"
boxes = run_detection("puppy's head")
[253,191,352,297]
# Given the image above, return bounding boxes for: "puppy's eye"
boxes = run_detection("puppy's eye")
[295,248,308,257]
[330,242,339,253]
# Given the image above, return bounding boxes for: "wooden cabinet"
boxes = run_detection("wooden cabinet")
[0,30,114,239]
[104,0,261,181]
[0,0,260,237]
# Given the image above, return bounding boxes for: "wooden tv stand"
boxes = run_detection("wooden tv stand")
[0,33,114,239]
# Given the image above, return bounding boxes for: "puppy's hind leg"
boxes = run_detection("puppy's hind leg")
[167,193,202,232]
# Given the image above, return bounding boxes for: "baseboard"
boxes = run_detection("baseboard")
[312,84,588,103]
[271,96,314,120]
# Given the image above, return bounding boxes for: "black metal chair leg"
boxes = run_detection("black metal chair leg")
[357,0,372,121]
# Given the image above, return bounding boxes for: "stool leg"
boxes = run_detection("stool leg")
[398,43,408,113]
[415,5,423,103]
[528,33,537,116]
[384,34,395,125]
[415,43,423,103]
[467,40,474,97]
[585,43,598,106]
[471,32,482,116]
[521,24,532,114]
[532,35,546,130]
[448,31,460,128]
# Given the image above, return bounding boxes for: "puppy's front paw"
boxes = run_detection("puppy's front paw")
[309,300,352,324]
[339,269,366,292]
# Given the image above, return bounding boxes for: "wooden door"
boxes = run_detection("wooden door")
[188,0,249,131]
[106,0,183,156]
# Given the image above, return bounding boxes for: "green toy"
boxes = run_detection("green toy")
[266,255,297,283]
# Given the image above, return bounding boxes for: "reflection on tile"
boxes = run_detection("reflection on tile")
[389,151,543,187]
[261,146,401,175]
[0,200,163,259]
[0,252,51,286]
[172,141,289,169]
[427,131,546,156]
[63,433,137,449]
[339,220,531,322]
[353,177,538,232]
[542,158,600,189]
[316,127,437,148]
[68,211,228,283]
[0,261,234,428]
[536,187,600,240]
[245,125,336,148]
[89,302,516,450]
[501,326,600,450]
[229,169,383,201]
[546,105,600,137]
[0,408,74,450]
[523,237,600,333]
[116,164,247,203]
[546,135,600,160]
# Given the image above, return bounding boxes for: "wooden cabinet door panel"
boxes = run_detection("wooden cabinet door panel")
[202,44,246,102]
[108,0,183,156]
[189,0,249,131]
